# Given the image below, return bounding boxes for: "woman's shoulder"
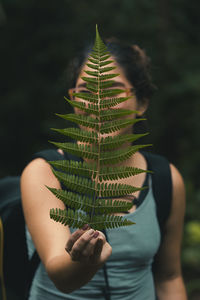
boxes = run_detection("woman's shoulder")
[21,152,62,192]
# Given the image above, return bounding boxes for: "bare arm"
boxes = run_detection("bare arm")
[154,164,187,300]
[21,158,112,293]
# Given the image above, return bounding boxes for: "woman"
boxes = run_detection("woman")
[21,39,187,299]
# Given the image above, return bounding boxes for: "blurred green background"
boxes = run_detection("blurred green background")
[0,0,200,299]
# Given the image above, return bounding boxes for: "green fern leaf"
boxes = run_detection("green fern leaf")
[56,114,99,130]
[88,57,98,64]
[99,109,138,121]
[100,133,149,149]
[51,170,96,196]
[47,187,96,213]
[100,118,146,134]
[50,208,89,228]
[99,97,131,109]
[84,70,98,77]
[99,74,119,81]
[65,98,99,116]
[51,128,98,144]
[89,214,135,230]
[100,54,111,62]
[96,198,133,213]
[99,60,114,67]
[68,92,99,103]
[99,66,116,74]
[81,77,98,85]
[47,187,134,214]
[99,80,116,89]
[49,142,99,160]
[99,89,126,98]
[100,182,144,197]
[49,160,97,178]
[86,83,98,93]
[47,25,152,230]
[100,144,151,165]
[86,63,99,70]
[98,166,149,181]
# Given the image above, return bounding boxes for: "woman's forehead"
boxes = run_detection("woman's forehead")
[76,57,132,87]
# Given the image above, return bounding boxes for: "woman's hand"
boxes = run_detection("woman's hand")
[65,226,112,266]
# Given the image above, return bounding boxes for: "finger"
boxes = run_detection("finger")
[79,231,100,262]
[90,238,104,264]
[65,224,90,253]
[72,229,95,253]
[70,229,99,262]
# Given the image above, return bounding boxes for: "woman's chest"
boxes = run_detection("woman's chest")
[106,188,161,266]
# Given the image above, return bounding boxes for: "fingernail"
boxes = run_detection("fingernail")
[81,224,89,230]
[88,229,95,235]
[93,231,99,238]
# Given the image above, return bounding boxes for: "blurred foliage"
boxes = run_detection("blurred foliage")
[0,0,200,298]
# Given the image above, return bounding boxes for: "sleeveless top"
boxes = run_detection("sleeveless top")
[26,175,161,300]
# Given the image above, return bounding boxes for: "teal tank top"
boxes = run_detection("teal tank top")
[26,176,161,300]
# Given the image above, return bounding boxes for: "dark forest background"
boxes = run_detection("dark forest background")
[0,0,200,298]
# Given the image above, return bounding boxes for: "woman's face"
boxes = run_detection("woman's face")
[72,57,148,136]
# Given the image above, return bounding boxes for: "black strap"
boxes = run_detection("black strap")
[25,252,40,300]
[141,151,172,235]
[32,148,65,162]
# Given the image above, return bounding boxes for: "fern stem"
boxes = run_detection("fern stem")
[91,33,101,224]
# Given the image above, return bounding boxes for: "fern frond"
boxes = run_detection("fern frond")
[49,160,96,178]
[84,70,98,77]
[86,63,99,70]
[50,208,135,230]
[97,198,133,213]
[100,144,151,165]
[100,54,111,62]
[100,133,149,149]
[51,128,98,144]
[49,160,149,182]
[99,80,116,89]
[52,170,96,196]
[99,74,119,81]
[56,114,99,130]
[52,169,143,198]
[71,93,99,103]
[89,214,135,230]
[100,118,146,134]
[47,187,133,214]
[50,208,88,228]
[65,98,99,116]
[99,66,116,74]
[99,60,114,67]
[86,83,98,93]
[49,142,99,160]
[87,57,98,64]
[99,89,125,98]
[81,77,98,85]
[48,26,152,230]
[99,109,138,121]
[100,182,144,197]
[99,97,131,109]
[98,166,149,181]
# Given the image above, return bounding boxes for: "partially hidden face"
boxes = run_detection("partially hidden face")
[70,57,148,137]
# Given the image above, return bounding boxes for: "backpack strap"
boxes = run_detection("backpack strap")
[32,148,65,161]
[141,151,172,235]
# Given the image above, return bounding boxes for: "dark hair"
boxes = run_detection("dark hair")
[66,38,156,104]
